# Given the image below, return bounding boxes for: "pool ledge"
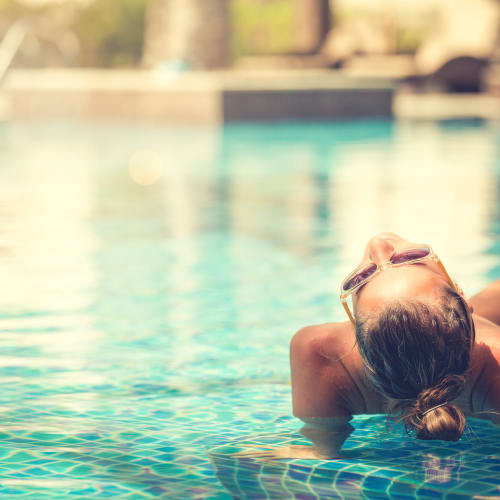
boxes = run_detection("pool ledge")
[0,69,396,122]
[394,91,500,121]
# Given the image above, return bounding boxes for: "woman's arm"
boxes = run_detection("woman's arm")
[290,325,355,457]
[299,416,354,458]
[234,416,353,461]
[470,279,500,326]
[234,325,356,461]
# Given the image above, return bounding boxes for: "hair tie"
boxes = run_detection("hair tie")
[421,402,448,417]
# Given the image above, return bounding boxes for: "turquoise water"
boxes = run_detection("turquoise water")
[0,119,499,499]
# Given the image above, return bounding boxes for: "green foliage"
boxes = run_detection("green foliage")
[73,0,148,67]
[0,0,36,18]
[0,0,52,26]
[0,0,147,67]
[396,27,425,54]
[0,0,428,67]
[231,0,294,58]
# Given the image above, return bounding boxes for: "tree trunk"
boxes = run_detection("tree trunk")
[142,0,230,69]
[294,0,332,55]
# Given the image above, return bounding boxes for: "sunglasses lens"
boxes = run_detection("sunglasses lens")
[343,263,377,291]
[390,247,430,265]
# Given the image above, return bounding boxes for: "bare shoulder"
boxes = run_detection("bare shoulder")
[470,280,500,327]
[473,316,500,421]
[290,322,363,418]
[475,315,500,359]
[290,322,355,361]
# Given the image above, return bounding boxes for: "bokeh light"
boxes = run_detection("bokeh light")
[128,149,163,185]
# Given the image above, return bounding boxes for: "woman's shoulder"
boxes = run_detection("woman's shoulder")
[290,322,355,362]
[474,315,500,361]
[290,322,381,416]
[470,316,500,420]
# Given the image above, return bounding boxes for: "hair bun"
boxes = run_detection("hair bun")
[416,403,465,442]
[415,374,466,412]
[400,375,467,441]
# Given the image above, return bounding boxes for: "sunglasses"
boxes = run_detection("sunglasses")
[340,245,457,325]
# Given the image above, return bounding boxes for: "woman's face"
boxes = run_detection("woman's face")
[352,233,465,317]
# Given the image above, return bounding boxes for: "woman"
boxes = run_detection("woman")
[239,233,500,459]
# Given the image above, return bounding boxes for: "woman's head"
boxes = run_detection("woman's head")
[355,287,475,441]
[351,233,475,441]
[350,233,473,314]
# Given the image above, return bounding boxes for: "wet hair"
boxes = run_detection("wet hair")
[355,286,475,441]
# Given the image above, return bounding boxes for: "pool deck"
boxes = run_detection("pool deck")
[1,69,499,122]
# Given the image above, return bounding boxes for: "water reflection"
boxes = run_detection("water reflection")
[0,123,102,416]
[332,120,498,296]
[0,127,96,313]
[0,119,499,498]
[1,118,498,386]
[421,453,463,484]
[208,417,498,499]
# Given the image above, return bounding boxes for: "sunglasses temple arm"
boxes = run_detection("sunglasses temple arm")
[436,260,458,292]
[341,299,356,325]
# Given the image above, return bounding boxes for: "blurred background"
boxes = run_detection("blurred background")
[0,0,497,73]
[0,0,500,121]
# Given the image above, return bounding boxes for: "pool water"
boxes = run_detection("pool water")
[0,119,499,499]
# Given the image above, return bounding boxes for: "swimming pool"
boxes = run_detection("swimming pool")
[0,118,499,498]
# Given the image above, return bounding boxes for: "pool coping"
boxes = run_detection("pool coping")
[1,69,499,122]
[1,69,394,122]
